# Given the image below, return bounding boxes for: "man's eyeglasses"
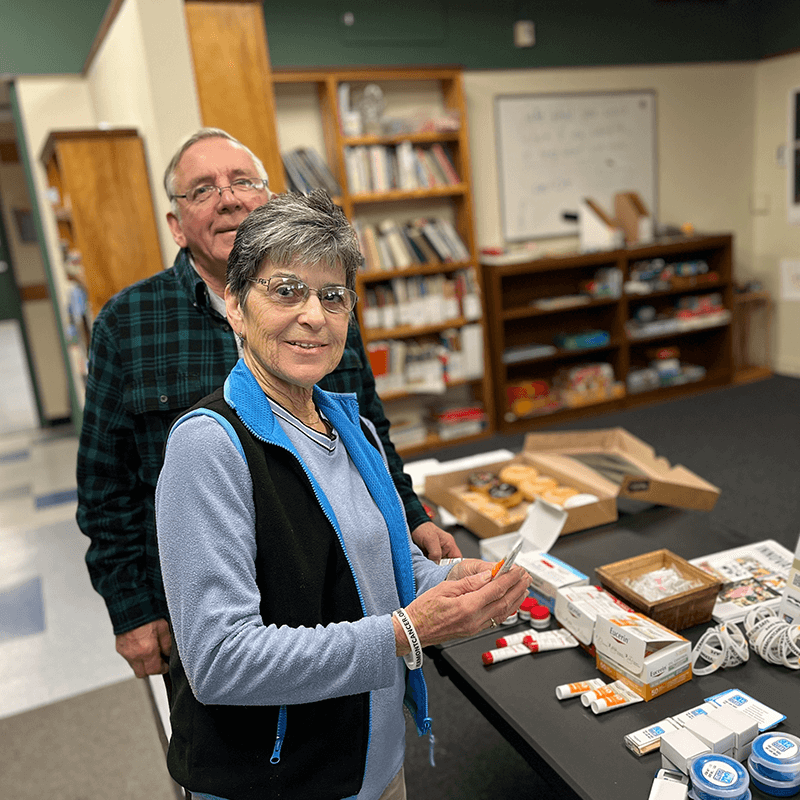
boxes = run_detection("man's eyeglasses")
[173,178,269,206]
[248,277,357,314]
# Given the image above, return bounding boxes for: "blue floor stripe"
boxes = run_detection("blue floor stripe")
[34,488,78,508]
[0,576,45,642]
[0,449,29,463]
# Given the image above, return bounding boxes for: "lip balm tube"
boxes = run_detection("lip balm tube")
[482,641,534,665]
[555,678,607,700]
[590,681,644,714]
[522,630,579,652]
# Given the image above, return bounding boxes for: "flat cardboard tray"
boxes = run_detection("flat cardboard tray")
[522,427,720,512]
[424,454,617,539]
[595,549,722,631]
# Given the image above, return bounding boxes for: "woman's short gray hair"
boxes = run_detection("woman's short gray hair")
[227,190,362,304]
[163,127,268,217]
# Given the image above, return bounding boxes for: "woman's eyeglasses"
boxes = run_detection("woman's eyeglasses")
[248,277,357,314]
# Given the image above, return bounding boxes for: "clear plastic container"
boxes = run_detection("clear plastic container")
[749,733,800,783]
[746,766,800,798]
[687,754,750,800]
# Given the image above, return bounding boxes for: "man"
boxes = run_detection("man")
[76,127,461,679]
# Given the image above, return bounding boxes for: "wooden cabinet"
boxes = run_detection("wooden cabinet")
[40,128,164,402]
[482,234,735,434]
[273,66,494,455]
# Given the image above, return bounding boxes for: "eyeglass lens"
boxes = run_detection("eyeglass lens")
[189,179,265,204]
[260,278,356,313]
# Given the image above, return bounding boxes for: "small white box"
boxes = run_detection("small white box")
[660,728,711,774]
[671,702,717,728]
[625,717,682,756]
[707,705,758,760]
[648,769,689,800]
[683,714,735,755]
[555,584,632,648]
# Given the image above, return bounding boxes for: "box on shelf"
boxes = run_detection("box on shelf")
[425,453,617,540]
[595,549,722,631]
[522,427,720,513]
[594,611,692,701]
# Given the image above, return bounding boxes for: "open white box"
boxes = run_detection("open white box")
[479,500,589,610]
[593,611,692,700]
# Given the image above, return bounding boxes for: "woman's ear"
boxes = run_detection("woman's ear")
[225,286,244,334]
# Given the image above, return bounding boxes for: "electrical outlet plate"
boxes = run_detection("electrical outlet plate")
[514,20,535,48]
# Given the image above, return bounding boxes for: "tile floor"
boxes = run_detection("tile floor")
[0,425,133,720]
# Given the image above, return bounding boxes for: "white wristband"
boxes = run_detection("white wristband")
[393,608,423,670]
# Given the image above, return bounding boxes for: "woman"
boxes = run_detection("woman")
[155,190,530,800]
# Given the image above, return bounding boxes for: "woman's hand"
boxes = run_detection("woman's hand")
[395,565,532,652]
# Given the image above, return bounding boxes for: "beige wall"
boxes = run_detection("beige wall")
[752,52,800,378]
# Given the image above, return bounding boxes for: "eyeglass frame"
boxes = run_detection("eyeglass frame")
[171,177,270,205]
[247,276,358,314]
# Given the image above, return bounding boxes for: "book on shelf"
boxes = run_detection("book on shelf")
[378,219,415,270]
[282,148,340,195]
[413,145,439,188]
[369,145,391,193]
[395,141,419,191]
[404,223,441,265]
[430,143,461,185]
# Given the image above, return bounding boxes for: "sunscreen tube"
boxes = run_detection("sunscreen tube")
[581,683,621,707]
[590,680,644,714]
[555,678,606,700]
[482,641,533,665]
[496,628,537,648]
[522,630,579,652]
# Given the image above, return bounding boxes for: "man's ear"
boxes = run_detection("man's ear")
[167,212,187,249]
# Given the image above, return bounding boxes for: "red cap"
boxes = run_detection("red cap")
[530,604,550,620]
[520,598,539,613]
[522,636,539,652]
[495,637,509,647]
[482,651,494,665]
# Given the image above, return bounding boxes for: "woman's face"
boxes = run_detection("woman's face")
[226,259,350,394]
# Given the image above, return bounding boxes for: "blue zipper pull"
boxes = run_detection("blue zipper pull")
[271,705,288,764]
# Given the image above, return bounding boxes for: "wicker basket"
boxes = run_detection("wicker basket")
[595,549,722,631]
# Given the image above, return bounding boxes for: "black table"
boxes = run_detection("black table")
[430,508,798,800]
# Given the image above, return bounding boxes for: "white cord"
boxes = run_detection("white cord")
[743,607,800,670]
[691,620,749,675]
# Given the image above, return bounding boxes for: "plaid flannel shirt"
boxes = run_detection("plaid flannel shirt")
[76,249,427,635]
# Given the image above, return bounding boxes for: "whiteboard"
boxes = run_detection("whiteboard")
[495,91,657,241]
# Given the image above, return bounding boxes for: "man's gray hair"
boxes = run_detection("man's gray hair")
[227,189,361,304]
[163,127,269,216]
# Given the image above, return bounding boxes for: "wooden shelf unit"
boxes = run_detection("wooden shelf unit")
[482,234,736,434]
[273,66,494,454]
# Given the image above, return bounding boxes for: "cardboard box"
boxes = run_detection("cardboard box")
[478,500,588,611]
[594,612,692,700]
[554,584,633,653]
[425,453,617,540]
[522,427,720,512]
[595,549,722,631]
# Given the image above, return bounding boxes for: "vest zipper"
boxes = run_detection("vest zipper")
[270,705,287,764]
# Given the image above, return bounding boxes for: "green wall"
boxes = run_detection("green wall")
[0,0,111,75]
[0,0,797,77]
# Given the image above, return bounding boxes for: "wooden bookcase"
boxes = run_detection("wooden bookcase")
[482,234,735,434]
[40,128,163,405]
[273,66,495,456]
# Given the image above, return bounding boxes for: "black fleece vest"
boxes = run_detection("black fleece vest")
[166,388,370,800]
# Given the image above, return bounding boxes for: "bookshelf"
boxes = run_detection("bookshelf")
[482,234,735,434]
[39,128,163,410]
[273,66,495,455]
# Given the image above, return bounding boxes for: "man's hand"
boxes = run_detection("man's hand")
[410,521,462,563]
[116,619,172,678]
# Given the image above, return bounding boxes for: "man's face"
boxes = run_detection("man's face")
[166,137,270,279]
